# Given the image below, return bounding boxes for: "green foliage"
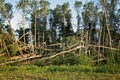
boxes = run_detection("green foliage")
[96,64,120,74]
[50,53,93,66]
[104,50,120,64]
[0,65,120,79]
[47,65,95,73]
[9,44,19,56]
[111,50,120,64]
[48,65,67,72]
[51,56,64,65]
[0,49,4,54]
[64,54,81,65]
[66,36,78,45]
[0,33,20,57]
[33,59,46,66]
[78,54,93,65]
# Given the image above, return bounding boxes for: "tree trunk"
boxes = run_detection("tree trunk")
[34,0,38,54]
[7,19,15,39]
[101,0,112,48]
[22,9,26,44]
[34,14,37,54]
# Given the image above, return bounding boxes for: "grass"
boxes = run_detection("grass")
[0,64,120,80]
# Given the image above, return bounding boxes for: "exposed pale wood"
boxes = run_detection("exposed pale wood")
[89,44,119,51]
[93,58,106,63]
[0,44,82,65]
[66,43,79,50]
[31,45,52,51]
[0,53,6,57]
[101,0,112,48]
[9,31,30,47]
[18,45,30,51]
[0,55,42,66]
[7,19,15,39]
[11,54,33,61]
[44,48,52,51]
[30,31,34,53]
[118,40,120,50]
[40,45,83,61]
[47,43,62,47]
[0,39,119,66]
[3,40,10,58]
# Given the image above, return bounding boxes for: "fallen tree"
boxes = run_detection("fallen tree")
[0,54,42,66]
[0,44,83,66]
[0,41,119,66]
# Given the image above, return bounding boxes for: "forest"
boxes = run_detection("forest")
[0,0,120,79]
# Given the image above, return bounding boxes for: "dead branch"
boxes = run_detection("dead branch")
[10,53,34,61]
[9,31,30,47]
[47,43,62,47]
[93,58,106,63]
[39,45,83,61]
[89,44,119,51]
[0,53,6,57]
[0,44,82,66]
[3,40,10,58]
[0,40,119,66]
[66,43,79,50]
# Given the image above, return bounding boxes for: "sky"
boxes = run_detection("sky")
[5,0,91,31]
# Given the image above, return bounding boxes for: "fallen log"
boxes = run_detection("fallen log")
[9,32,30,47]
[89,44,119,51]
[1,42,118,66]
[93,58,106,63]
[47,43,62,47]
[39,45,83,61]
[10,53,33,61]
[0,44,83,66]
[0,55,42,66]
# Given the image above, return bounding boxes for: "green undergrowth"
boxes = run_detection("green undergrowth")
[0,64,120,80]
[0,52,120,80]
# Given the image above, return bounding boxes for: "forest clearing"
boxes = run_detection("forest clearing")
[0,0,120,79]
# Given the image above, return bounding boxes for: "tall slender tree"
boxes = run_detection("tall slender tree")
[82,2,98,43]
[0,1,14,37]
[17,0,29,43]
[29,0,40,53]
[100,0,112,47]
[74,1,82,31]
[40,0,50,43]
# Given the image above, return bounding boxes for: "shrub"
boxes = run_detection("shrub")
[33,59,45,66]
[95,64,120,74]
[51,56,64,65]
[78,54,93,65]
[50,53,93,66]
[9,44,19,56]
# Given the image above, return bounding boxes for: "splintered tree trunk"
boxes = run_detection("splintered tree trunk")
[88,23,93,44]
[101,0,112,48]
[99,22,102,52]
[42,31,45,54]
[42,15,47,55]
[8,18,24,56]
[34,0,38,54]
[3,40,10,58]
[118,40,120,50]
[85,32,89,55]
[30,31,34,54]
[22,10,26,44]
[7,19,15,39]
[34,15,37,54]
